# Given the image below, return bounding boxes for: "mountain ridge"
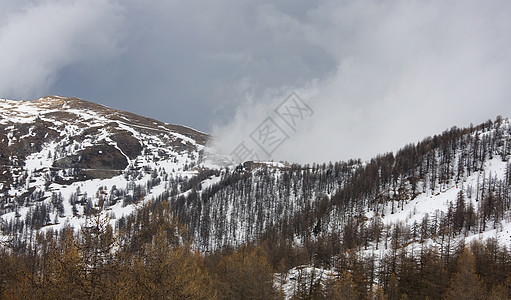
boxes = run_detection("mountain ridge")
[2,96,511,298]
[0,95,208,233]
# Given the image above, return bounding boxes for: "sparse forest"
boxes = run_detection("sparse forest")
[1,117,511,299]
[2,201,511,299]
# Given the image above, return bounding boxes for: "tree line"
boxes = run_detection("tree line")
[3,200,511,299]
[0,201,278,299]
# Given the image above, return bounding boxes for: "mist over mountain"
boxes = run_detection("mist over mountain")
[1,97,511,298]
[2,1,511,298]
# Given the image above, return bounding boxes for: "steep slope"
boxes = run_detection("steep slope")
[0,96,207,233]
[1,96,511,264]
[2,96,510,298]
[166,117,511,256]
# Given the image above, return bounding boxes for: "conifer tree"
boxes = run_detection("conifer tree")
[323,271,359,300]
[215,245,276,300]
[444,248,486,300]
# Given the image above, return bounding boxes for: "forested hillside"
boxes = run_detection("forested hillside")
[170,117,511,259]
[2,98,511,298]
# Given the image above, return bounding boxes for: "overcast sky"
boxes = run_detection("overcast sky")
[1,0,510,163]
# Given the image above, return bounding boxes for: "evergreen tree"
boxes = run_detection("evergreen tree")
[215,245,276,300]
[444,248,486,300]
[323,271,359,300]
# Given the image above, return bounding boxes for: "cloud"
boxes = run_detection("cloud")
[1,0,510,165]
[0,0,124,99]
[45,0,336,132]
[210,0,511,164]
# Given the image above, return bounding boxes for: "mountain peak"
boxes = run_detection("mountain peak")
[34,95,88,108]
[0,96,208,196]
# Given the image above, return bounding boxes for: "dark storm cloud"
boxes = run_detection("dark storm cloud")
[50,0,336,132]
[1,0,510,163]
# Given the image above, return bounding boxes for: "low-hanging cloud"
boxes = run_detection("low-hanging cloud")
[0,0,124,99]
[210,0,511,164]
[1,0,510,165]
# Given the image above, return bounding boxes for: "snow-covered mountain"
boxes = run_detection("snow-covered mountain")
[0,96,207,232]
[1,96,511,265]
[169,117,511,256]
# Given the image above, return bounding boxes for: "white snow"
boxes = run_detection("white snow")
[0,96,207,236]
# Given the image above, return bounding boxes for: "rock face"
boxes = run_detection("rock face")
[0,96,207,194]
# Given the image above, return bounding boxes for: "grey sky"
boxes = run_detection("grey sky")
[1,0,510,163]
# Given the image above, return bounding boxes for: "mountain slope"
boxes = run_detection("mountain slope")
[167,117,511,256]
[2,96,511,298]
[0,96,207,233]
[1,96,511,261]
